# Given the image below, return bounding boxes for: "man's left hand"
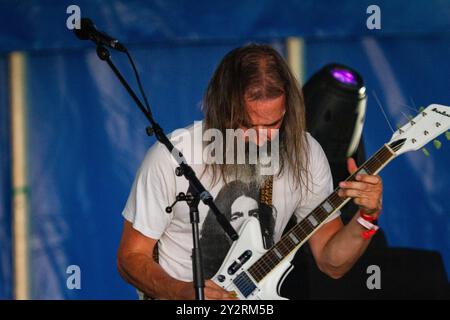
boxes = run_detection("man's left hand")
[337,158,383,217]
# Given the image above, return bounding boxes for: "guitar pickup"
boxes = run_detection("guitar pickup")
[228,250,252,275]
[238,250,252,264]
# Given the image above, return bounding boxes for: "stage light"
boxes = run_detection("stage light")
[303,63,367,180]
[330,68,358,85]
[303,63,367,223]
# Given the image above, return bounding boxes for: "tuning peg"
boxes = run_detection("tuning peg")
[396,123,404,134]
[433,139,442,150]
[405,114,416,125]
[446,131,450,140]
[422,148,430,156]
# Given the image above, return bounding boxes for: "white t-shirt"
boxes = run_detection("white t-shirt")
[122,121,339,281]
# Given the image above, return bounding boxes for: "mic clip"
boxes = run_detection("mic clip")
[165,192,197,213]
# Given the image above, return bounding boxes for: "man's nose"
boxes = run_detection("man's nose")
[246,129,270,147]
[254,129,271,146]
[241,127,272,146]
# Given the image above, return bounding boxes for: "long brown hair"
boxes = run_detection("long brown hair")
[202,44,309,190]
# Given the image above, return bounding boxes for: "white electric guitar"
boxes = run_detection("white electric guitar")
[212,104,450,300]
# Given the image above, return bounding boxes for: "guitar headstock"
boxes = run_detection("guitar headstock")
[387,104,450,156]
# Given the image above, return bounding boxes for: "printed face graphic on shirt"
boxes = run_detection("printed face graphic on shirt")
[199,180,276,279]
[230,195,259,232]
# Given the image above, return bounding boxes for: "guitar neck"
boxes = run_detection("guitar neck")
[247,142,400,283]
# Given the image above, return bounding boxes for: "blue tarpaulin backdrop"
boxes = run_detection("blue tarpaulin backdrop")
[0,0,449,299]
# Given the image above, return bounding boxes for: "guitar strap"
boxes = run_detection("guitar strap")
[259,175,274,249]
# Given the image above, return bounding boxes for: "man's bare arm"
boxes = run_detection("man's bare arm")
[308,215,372,279]
[117,220,235,300]
[308,158,382,279]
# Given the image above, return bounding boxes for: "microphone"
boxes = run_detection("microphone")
[74,18,127,52]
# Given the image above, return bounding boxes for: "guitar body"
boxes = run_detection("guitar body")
[212,217,295,300]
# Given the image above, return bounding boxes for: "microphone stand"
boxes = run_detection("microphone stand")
[95,45,238,300]
[165,184,205,300]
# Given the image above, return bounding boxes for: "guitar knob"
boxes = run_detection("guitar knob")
[217,275,226,282]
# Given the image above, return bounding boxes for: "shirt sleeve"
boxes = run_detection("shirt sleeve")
[122,142,177,239]
[294,134,341,224]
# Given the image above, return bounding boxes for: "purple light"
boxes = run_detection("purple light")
[331,68,357,85]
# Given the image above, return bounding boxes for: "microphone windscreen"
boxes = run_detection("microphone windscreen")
[73,18,94,40]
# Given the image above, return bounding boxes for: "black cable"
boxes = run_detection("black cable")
[125,50,153,117]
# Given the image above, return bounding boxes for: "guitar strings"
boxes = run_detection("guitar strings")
[373,90,395,133]
[247,143,400,280]
[249,141,404,278]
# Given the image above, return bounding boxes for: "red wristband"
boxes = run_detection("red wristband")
[357,211,380,240]
[361,229,377,240]
[359,210,379,222]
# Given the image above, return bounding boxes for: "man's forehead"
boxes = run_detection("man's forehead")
[245,95,285,125]
[246,95,285,113]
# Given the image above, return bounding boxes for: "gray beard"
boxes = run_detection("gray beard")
[224,163,269,189]
[223,141,273,188]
